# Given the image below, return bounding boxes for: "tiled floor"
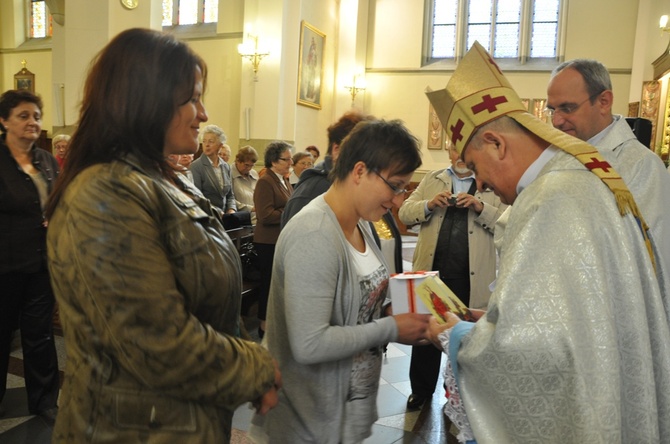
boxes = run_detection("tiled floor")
[1,236,457,443]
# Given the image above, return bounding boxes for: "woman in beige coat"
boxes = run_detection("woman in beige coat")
[45,28,280,443]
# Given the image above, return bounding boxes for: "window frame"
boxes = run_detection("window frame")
[423,0,568,71]
[28,0,52,40]
[161,0,218,36]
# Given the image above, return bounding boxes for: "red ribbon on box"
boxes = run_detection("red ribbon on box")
[391,271,430,314]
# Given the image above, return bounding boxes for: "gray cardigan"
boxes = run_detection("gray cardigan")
[250,195,398,444]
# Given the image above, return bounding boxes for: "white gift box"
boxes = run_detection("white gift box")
[389,271,439,314]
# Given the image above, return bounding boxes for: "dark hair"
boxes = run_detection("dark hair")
[552,59,612,101]
[326,110,374,155]
[0,90,43,133]
[46,28,206,218]
[331,119,421,182]
[305,145,320,158]
[264,141,293,168]
[236,145,259,163]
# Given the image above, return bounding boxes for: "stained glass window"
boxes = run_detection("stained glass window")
[30,0,52,38]
[162,0,218,26]
[430,0,561,62]
[162,0,173,26]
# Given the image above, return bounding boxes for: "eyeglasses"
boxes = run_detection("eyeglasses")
[278,157,293,163]
[297,161,313,167]
[543,92,601,119]
[372,170,407,196]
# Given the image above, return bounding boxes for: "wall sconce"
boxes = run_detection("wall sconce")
[344,74,367,106]
[660,15,670,33]
[238,35,269,82]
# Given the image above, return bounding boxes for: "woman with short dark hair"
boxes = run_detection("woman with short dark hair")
[0,88,60,422]
[253,140,294,338]
[289,151,314,185]
[249,120,430,443]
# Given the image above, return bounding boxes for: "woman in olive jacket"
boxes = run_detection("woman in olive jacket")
[45,28,280,443]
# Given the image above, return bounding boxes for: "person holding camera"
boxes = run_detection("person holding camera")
[397,142,507,411]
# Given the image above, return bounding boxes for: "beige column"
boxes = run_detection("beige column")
[51,0,162,134]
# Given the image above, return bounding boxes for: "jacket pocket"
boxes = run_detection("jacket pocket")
[109,387,197,433]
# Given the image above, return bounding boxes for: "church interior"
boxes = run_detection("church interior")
[1,0,670,442]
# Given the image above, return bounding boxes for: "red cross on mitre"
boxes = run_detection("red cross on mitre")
[584,157,612,173]
[471,94,508,115]
[450,119,465,144]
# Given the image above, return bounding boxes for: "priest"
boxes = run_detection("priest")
[425,42,670,444]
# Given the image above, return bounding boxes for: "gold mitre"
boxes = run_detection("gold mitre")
[426,41,594,159]
[426,41,528,155]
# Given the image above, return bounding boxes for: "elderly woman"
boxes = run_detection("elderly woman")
[45,28,280,442]
[253,141,294,338]
[178,153,194,169]
[288,151,314,185]
[190,124,236,213]
[249,120,430,443]
[52,134,70,169]
[0,89,61,421]
[220,143,232,164]
[232,145,259,224]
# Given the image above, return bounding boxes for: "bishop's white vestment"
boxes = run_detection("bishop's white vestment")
[449,149,670,443]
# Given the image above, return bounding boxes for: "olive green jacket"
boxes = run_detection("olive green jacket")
[47,157,275,443]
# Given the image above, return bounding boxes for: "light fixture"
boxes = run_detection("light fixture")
[660,15,670,33]
[238,35,269,82]
[344,74,367,106]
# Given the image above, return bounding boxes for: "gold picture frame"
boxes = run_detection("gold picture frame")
[427,104,444,150]
[297,21,325,109]
[628,102,640,117]
[531,98,549,123]
[641,81,661,148]
[14,64,35,94]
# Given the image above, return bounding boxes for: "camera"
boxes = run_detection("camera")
[447,196,458,205]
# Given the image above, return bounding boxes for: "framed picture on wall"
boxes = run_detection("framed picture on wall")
[427,104,444,149]
[14,64,35,94]
[297,21,325,109]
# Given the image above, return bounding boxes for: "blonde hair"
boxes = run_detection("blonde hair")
[52,134,71,147]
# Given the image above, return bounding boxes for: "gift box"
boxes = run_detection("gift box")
[389,271,439,314]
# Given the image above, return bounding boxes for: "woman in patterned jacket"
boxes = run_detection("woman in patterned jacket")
[45,28,280,443]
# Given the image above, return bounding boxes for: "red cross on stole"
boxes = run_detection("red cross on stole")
[584,157,613,173]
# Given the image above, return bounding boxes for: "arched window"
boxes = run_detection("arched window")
[162,0,218,26]
[427,0,563,65]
